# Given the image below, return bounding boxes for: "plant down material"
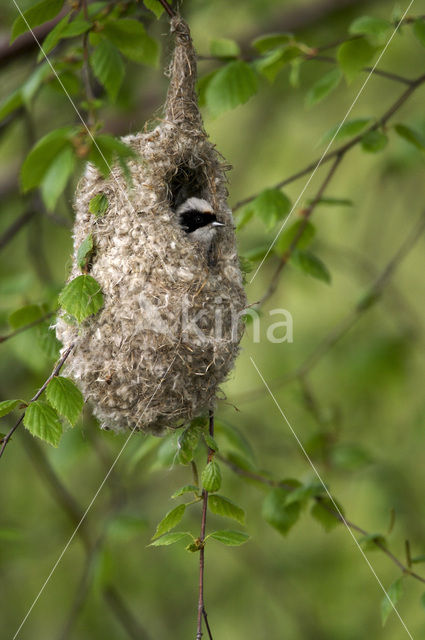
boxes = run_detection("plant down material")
[56,16,246,434]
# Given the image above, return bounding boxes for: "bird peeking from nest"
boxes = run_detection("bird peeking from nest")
[176,197,225,246]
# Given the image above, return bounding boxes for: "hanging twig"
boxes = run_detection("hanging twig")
[157,0,176,19]
[196,410,215,640]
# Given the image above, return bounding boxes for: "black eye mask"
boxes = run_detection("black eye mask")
[179,210,218,233]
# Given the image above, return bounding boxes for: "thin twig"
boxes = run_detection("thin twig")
[233,73,425,212]
[235,208,425,404]
[304,53,413,85]
[196,411,215,640]
[0,344,74,460]
[258,153,343,306]
[0,312,55,344]
[156,0,176,19]
[219,456,425,585]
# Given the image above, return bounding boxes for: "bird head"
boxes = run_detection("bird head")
[176,197,225,245]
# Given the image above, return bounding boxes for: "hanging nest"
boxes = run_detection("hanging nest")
[56,16,247,435]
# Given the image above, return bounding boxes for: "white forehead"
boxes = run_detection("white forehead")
[176,197,213,214]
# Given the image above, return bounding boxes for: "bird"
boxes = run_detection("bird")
[176,197,225,246]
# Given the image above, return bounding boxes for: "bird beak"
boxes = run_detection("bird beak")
[211,221,225,227]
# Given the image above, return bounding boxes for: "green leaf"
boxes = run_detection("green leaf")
[143,0,164,18]
[88,134,136,178]
[41,145,76,210]
[201,460,222,492]
[359,533,387,551]
[349,16,392,46]
[254,46,302,82]
[361,130,388,153]
[210,38,240,58]
[171,485,199,499]
[252,32,293,53]
[381,577,404,626]
[205,60,258,116]
[0,399,22,418]
[331,444,372,470]
[21,127,76,192]
[21,63,50,105]
[337,38,378,82]
[204,433,218,452]
[36,321,61,360]
[11,0,65,43]
[177,423,201,464]
[276,220,315,253]
[320,118,372,145]
[46,376,83,426]
[305,68,342,107]
[9,304,43,329]
[311,498,343,532]
[128,435,161,472]
[39,14,69,56]
[91,38,125,101]
[284,482,324,506]
[209,530,249,546]
[89,193,109,217]
[58,275,104,322]
[209,495,245,525]
[262,487,302,536]
[0,90,23,122]
[245,188,291,231]
[214,420,256,464]
[291,249,331,284]
[77,234,94,271]
[23,401,62,447]
[420,591,425,611]
[149,532,189,546]
[413,19,425,47]
[152,504,186,540]
[40,15,91,58]
[394,123,425,151]
[102,18,159,67]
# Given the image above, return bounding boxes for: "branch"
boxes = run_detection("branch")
[0,10,67,70]
[258,153,343,306]
[0,344,74,460]
[218,455,425,585]
[156,0,176,19]
[233,73,425,212]
[304,53,413,85]
[235,209,425,407]
[196,411,215,640]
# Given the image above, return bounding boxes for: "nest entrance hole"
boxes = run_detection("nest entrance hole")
[168,162,208,209]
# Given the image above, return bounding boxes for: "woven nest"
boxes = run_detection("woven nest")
[56,16,247,435]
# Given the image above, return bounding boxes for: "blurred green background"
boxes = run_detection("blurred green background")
[1,0,425,638]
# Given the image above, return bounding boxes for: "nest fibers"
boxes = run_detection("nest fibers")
[56,16,247,435]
